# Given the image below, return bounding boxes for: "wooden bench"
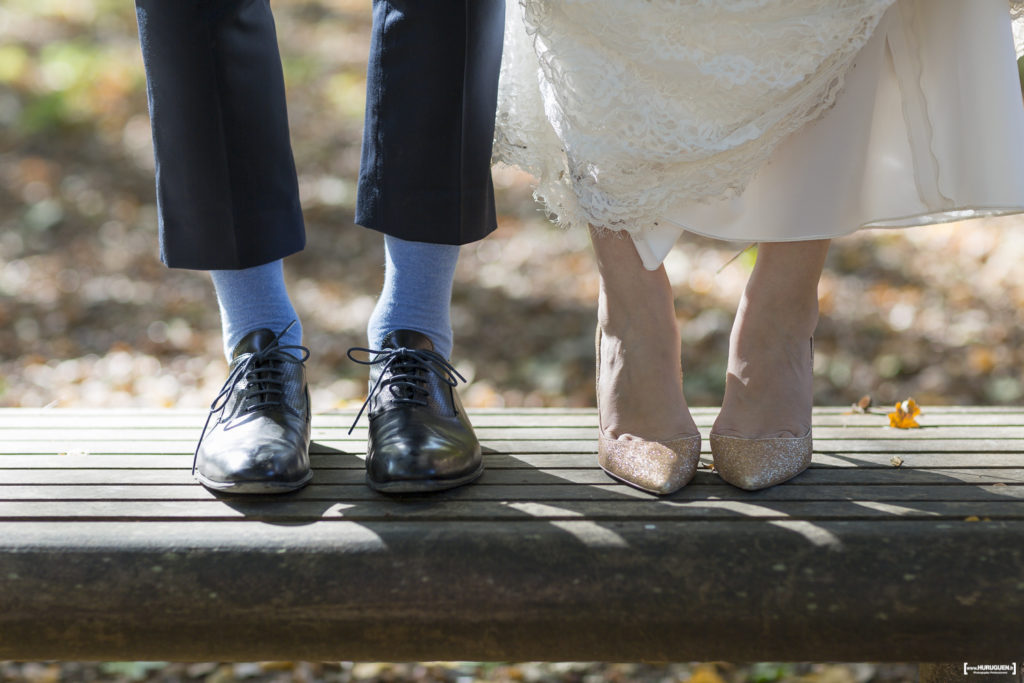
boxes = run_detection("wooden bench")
[1,407,1022,671]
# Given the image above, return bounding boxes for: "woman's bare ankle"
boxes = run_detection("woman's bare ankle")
[713,287,819,439]
[597,304,697,442]
[590,227,699,442]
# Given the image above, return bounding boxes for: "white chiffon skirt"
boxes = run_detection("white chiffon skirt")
[495,0,1024,270]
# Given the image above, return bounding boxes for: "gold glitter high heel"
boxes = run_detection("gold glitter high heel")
[709,339,814,490]
[595,326,702,495]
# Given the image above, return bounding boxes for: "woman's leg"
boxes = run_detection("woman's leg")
[713,239,830,439]
[591,228,698,441]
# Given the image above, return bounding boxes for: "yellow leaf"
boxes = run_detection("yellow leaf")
[688,665,728,683]
[965,516,980,522]
[888,398,922,429]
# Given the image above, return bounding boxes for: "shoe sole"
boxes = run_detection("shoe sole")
[194,470,313,495]
[366,462,485,494]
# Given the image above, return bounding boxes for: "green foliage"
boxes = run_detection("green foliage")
[0,45,30,84]
[19,90,72,133]
[97,662,168,680]
[325,70,368,123]
[282,55,318,87]
[39,41,97,90]
[749,662,797,683]
[5,0,135,24]
[12,37,144,134]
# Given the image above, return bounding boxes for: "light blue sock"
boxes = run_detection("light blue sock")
[367,235,459,359]
[210,260,303,359]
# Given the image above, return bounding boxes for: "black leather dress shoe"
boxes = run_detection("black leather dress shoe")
[193,326,312,494]
[348,330,482,493]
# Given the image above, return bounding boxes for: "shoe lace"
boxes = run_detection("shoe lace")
[192,323,310,474]
[346,345,466,434]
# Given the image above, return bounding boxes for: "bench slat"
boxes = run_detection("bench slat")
[4,464,1024,484]
[0,406,1022,428]
[5,438,1024,454]
[0,483,1020,506]
[6,452,1024,470]
[2,468,1024,490]
[7,425,1024,442]
[0,499,1020,521]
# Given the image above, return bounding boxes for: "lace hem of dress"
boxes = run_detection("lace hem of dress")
[494,0,1024,239]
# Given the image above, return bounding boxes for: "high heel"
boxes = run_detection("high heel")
[595,326,701,495]
[709,338,814,490]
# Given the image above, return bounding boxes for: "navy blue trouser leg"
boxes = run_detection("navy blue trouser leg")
[135,0,305,270]
[356,0,506,246]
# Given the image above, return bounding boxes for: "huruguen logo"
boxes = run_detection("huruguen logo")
[963,663,1018,675]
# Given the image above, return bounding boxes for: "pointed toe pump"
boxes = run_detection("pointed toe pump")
[598,432,702,495]
[595,327,701,495]
[709,429,811,490]
[710,338,814,490]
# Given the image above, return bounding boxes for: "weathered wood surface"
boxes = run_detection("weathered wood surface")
[1,407,1022,662]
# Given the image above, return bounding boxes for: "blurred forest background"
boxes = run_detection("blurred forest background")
[3,2,1022,682]
[4,0,1024,413]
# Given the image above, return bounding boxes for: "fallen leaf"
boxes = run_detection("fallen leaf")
[956,591,981,606]
[853,395,873,413]
[890,455,903,467]
[688,664,728,683]
[888,398,922,429]
[964,515,980,522]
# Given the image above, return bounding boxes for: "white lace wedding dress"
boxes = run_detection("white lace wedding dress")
[494,0,1024,269]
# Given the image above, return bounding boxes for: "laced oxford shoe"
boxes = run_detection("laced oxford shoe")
[349,329,482,493]
[193,326,312,493]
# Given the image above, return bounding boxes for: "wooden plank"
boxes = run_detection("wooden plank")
[806,453,1024,468]
[5,463,1024,485]
[3,467,1024,489]
[1,519,1021,661]
[0,499,1021,521]
[2,408,1024,429]
[6,452,1024,471]
[0,483,1019,508]
[6,425,1024,442]
[5,437,1024,454]
[0,405,1019,416]
[0,411,605,430]
[1,405,1018,413]
[529,464,1022,485]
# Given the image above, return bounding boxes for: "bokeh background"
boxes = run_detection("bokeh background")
[3,2,1023,682]
[4,0,1024,413]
